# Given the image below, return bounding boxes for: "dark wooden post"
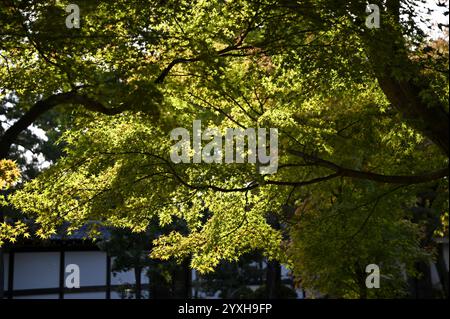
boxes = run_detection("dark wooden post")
[7,250,14,299]
[59,249,65,299]
[106,255,111,299]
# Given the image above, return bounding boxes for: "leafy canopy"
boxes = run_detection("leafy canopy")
[1,0,448,296]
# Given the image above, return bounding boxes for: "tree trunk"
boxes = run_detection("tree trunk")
[435,243,449,298]
[183,258,192,299]
[355,263,368,299]
[147,272,153,299]
[134,267,142,299]
[359,282,367,299]
[407,190,442,298]
[376,76,449,157]
[266,260,281,299]
[0,248,4,299]
[410,261,434,298]
[0,209,5,299]
[361,3,449,158]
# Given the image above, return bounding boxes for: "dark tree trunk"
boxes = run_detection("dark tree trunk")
[0,209,5,299]
[407,190,442,298]
[410,261,434,298]
[358,282,368,299]
[183,258,192,299]
[134,267,142,299]
[266,213,282,299]
[171,259,192,298]
[0,246,4,300]
[355,263,368,299]
[361,2,449,158]
[266,260,281,299]
[376,76,449,157]
[435,243,449,298]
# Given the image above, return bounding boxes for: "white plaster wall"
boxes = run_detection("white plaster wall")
[13,252,59,290]
[65,251,107,287]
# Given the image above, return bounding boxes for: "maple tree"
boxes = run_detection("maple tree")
[1,0,448,298]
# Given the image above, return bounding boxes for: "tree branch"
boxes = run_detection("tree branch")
[0,91,128,159]
[288,149,449,184]
[154,42,257,84]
